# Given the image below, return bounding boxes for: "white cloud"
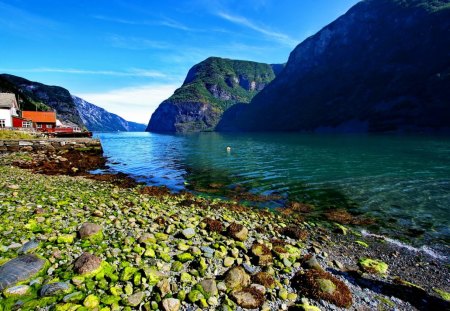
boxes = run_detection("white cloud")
[216,11,298,46]
[76,84,179,124]
[0,67,167,78]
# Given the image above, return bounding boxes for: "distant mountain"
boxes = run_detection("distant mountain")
[73,96,146,132]
[0,73,145,132]
[218,0,450,133]
[146,57,282,133]
[0,74,84,127]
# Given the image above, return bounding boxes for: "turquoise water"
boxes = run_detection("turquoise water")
[94,132,450,254]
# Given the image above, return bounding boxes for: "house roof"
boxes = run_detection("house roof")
[22,111,57,123]
[0,93,18,108]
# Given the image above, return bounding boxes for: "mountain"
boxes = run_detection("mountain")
[73,96,146,132]
[146,57,282,133]
[0,73,145,132]
[0,74,84,127]
[217,0,450,133]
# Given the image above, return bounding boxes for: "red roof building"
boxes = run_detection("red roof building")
[22,111,57,130]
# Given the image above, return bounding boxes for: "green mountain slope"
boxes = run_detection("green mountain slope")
[146,57,282,133]
[217,0,450,133]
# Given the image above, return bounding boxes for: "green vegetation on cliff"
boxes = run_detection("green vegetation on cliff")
[146,57,282,133]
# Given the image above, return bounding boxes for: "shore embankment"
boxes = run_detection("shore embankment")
[0,141,449,311]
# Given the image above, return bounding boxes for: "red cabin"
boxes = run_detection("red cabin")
[21,111,57,131]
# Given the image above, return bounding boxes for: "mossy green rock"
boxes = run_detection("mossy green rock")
[188,289,204,303]
[57,234,76,244]
[176,252,194,263]
[359,258,388,275]
[84,294,100,308]
[3,285,31,298]
[121,266,138,281]
[317,278,336,294]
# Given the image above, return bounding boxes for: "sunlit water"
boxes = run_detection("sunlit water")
[94,132,450,255]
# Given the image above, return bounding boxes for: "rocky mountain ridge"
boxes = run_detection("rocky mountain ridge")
[73,96,146,132]
[217,0,450,132]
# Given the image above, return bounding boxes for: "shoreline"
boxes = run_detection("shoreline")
[0,147,449,310]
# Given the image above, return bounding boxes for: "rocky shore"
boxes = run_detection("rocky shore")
[0,148,449,311]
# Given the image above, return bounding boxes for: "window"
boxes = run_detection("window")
[0,119,5,128]
[47,124,53,129]
[37,123,42,128]
[22,121,32,128]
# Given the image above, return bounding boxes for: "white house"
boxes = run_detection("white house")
[0,93,19,128]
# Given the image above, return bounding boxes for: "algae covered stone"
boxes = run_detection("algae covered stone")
[0,254,46,291]
[182,228,196,239]
[292,269,352,308]
[84,294,100,308]
[231,287,265,309]
[40,282,71,297]
[227,223,248,241]
[224,266,250,290]
[79,222,103,243]
[3,285,31,298]
[359,258,388,275]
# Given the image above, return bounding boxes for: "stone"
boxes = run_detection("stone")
[63,291,85,303]
[199,278,218,297]
[224,257,235,267]
[17,240,40,254]
[292,269,352,308]
[3,285,31,298]
[57,234,75,244]
[176,252,194,263]
[40,282,71,297]
[303,255,323,271]
[359,258,388,275]
[138,233,156,244]
[157,279,171,297]
[73,252,101,275]
[181,228,196,239]
[162,298,181,311]
[78,222,103,242]
[0,255,46,291]
[84,294,100,308]
[251,243,273,266]
[187,289,204,303]
[231,287,265,309]
[252,272,275,289]
[227,223,248,241]
[224,266,250,290]
[125,291,145,306]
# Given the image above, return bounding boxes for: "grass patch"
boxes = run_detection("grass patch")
[0,130,38,140]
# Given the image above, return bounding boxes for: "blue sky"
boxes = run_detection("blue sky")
[0,0,359,123]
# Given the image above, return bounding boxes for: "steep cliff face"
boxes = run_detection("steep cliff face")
[146,57,281,133]
[73,96,146,132]
[218,0,450,132]
[0,74,85,127]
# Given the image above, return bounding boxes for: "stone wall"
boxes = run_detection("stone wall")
[0,138,102,153]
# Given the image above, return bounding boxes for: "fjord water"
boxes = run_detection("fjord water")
[95,132,450,254]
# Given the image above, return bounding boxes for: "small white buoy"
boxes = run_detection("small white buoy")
[226,146,231,152]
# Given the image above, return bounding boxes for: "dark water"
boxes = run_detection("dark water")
[94,132,450,255]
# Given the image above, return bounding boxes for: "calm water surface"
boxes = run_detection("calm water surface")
[94,132,450,254]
